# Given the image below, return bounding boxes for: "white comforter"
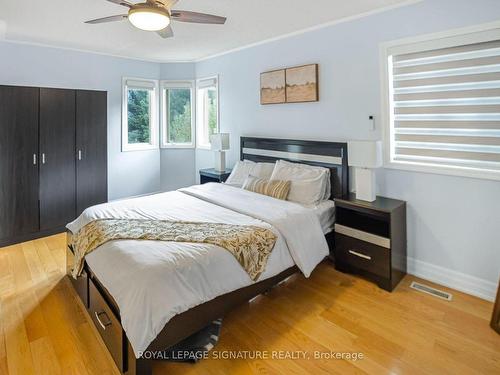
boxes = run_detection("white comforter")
[67,183,329,357]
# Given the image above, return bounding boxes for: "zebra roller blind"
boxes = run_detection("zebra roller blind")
[386,29,500,177]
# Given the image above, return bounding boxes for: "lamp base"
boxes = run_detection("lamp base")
[214,151,226,172]
[354,168,376,202]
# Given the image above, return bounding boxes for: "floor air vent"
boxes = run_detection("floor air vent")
[410,281,453,301]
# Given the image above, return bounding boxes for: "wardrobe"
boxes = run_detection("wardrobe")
[0,85,107,247]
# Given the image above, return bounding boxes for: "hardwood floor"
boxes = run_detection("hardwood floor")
[1,234,499,375]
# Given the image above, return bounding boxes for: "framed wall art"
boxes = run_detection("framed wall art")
[285,64,319,103]
[260,69,286,104]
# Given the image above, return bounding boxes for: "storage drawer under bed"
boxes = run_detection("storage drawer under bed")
[89,278,125,372]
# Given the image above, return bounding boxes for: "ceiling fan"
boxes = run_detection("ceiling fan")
[85,0,226,38]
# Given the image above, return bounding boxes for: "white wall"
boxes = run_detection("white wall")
[195,0,500,300]
[159,63,197,191]
[0,41,161,200]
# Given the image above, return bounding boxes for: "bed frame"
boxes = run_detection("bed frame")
[66,137,349,375]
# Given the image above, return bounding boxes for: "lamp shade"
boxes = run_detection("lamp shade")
[210,133,230,151]
[347,141,382,168]
[128,6,170,31]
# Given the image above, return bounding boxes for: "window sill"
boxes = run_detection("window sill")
[161,144,195,149]
[122,143,158,152]
[384,160,500,182]
[196,145,212,151]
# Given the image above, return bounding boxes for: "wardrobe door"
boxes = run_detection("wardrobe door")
[39,88,76,231]
[0,86,40,241]
[76,90,107,215]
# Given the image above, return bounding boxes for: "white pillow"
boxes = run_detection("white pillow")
[251,162,275,180]
[288,175,327,206]
[225,160,256,187]
[225,160,277,187]
[270,160,330,205]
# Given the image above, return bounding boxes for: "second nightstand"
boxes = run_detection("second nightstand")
[491,280,500,334]
[199,168,232,184]
[333,194,407,292]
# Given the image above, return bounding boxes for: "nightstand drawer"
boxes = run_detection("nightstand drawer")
[335,233,390,278]
[200,175,219,184]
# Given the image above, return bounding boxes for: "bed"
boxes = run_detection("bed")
[66,137,349,375]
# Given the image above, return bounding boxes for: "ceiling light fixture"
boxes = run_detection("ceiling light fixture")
[85,0,227,40]
[128,6,170,31]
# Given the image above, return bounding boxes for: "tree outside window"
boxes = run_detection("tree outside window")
[167,88,192,144]
[122,78,158,151]
[127,88,151,144]
[161,82,195,148]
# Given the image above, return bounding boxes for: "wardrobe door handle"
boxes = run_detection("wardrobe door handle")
[78,150,82,161]
[41,153,46,164]
[33,154,37,165]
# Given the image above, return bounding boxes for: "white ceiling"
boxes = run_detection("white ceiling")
[0,0,413,62]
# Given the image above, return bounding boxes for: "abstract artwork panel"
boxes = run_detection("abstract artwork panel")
[260,69,286,104]
[285,64,318,103]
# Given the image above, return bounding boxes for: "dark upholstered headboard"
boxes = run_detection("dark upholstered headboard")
[240,137,349,199]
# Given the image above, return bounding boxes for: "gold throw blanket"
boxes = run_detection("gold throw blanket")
[71,218,277,281]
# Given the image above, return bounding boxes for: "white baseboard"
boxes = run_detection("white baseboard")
[407,257,497,302]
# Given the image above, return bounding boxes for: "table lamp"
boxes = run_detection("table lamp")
[347,141,382,202]
[210,133,230,172]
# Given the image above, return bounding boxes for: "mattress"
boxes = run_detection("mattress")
[312,199,335,234]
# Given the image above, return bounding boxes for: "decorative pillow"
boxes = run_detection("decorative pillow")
[251,162,276,180]
[225,160,256,187]
[242,176,291,200]
[269,160,330,205]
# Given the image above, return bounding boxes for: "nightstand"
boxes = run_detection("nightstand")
[333,194,407,292]
[199,168,232,184]
[492,280,500,334]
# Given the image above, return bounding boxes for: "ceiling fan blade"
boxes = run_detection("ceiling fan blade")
[163,0,179,8]
[170,10,226,24]
[149,0,178,8]
[85,15,128,24]
[105,0,133,8]
[157,25,174,38]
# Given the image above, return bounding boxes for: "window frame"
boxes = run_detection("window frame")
[380,20,500,181]
[122,77,159,152]
[160,80,195,149]
[196,75,220,150]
